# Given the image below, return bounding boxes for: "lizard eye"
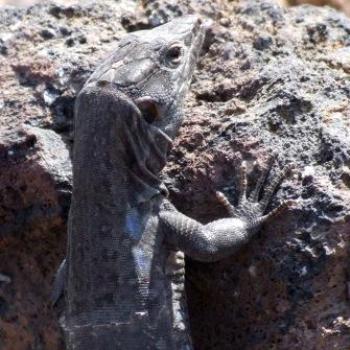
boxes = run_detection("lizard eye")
[164,44,184,68]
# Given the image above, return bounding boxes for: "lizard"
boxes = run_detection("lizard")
[52,15,293,350]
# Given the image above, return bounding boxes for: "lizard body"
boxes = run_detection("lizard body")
[54,16,292,350]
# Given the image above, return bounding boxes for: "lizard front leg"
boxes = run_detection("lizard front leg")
[216,158,293,234]
[160,159,293,262]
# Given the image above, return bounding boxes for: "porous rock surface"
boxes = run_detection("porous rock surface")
[0,0,349,349]
[285,0,350,18]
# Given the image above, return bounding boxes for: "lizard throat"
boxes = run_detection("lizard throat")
[122,114,172,207]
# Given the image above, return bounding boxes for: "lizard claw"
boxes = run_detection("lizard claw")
[238,161,248,203]
[257,199,295,225]
[259,163,294,211]
[216,156,295,228]
[248,156,275,202]
[216,191,235,216]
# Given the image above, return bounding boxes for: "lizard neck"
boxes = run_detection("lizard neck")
[73,86,171,209]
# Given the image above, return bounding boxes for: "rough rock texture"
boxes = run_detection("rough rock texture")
[286,0,350,18]
[0,0,350,349]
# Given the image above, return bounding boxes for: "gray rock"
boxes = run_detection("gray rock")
[0,126,71,237]
[0,0,349,349]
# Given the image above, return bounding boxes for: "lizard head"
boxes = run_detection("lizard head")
[87,15,206,139]
[77,17,207,203]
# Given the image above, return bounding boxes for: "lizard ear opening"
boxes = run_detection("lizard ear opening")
[135,97,161,124]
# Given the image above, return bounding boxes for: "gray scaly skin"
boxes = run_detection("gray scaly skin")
[53,16,292,350]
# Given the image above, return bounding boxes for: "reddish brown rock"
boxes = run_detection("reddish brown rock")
[0,0,350,349]
[0,126,71,238]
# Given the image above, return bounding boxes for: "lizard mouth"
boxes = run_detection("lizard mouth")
[135,96,162,124]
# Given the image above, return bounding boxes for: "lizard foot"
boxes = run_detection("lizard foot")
[216,157,294,230]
